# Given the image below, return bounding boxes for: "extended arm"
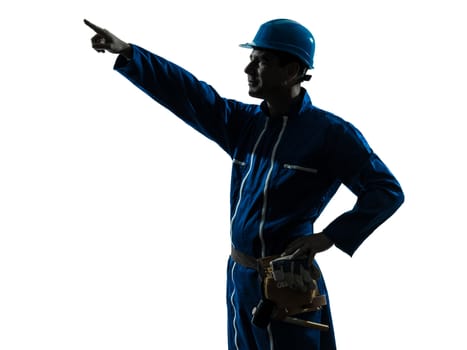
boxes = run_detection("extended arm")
[84,19,249,155]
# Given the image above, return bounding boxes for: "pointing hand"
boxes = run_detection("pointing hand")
[84,19,132,57]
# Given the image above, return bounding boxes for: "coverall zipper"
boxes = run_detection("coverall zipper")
[259,116,289,258]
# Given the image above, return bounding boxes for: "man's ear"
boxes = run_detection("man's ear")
[285,62,304,86]
[286,62,302,80]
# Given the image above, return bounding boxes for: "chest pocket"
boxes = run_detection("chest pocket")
[276,162,321,194]
[282,163,318,175]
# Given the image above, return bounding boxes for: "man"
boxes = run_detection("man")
[84,18,404,349]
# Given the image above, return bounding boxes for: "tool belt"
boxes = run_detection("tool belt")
[231,246,329,331]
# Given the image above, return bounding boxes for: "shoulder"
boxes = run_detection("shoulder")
[225,98,263,119]
[303,106,349,130]
[315,106,365,134]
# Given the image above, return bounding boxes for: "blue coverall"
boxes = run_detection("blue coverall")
[114,45,404,350]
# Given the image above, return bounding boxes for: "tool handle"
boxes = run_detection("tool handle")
[283,316,329,331]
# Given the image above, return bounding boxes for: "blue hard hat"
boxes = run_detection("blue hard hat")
[240,19,315,69]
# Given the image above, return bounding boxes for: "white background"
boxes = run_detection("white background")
[1,0,466,349]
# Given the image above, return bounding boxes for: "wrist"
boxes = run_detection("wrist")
[120,44,133,60]
[316,232,334,250]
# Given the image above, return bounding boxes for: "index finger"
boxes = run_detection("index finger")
[83,19,106,34]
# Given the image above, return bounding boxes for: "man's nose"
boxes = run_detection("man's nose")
[244,61,254,74]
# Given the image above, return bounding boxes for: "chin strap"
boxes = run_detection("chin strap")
[300,66,312,82]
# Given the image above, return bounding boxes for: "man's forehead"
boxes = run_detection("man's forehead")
[250,49,277,60]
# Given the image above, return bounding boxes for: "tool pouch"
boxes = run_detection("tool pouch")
[252,255,328,330]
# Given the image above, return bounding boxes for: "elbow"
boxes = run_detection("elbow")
[393,181,405,208]
[396,188,405,207]
[385,182,405,215]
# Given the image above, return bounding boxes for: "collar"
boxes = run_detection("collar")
[259,88,313,118]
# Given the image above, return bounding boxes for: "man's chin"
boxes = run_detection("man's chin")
[248,87,262,98]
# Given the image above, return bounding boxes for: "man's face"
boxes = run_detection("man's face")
[244,49,289,99]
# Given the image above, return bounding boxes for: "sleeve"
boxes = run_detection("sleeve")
[113,44,249,156]
[322,122,405,256]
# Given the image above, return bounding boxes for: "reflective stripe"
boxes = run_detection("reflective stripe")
[267,324,275,350]
[230,119,269,244]
[259,116,289,258]
[229,120,269,350]
[229,262,240,350]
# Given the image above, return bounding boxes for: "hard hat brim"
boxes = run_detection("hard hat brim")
[239,42,256,49]
[239,42,291,55]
